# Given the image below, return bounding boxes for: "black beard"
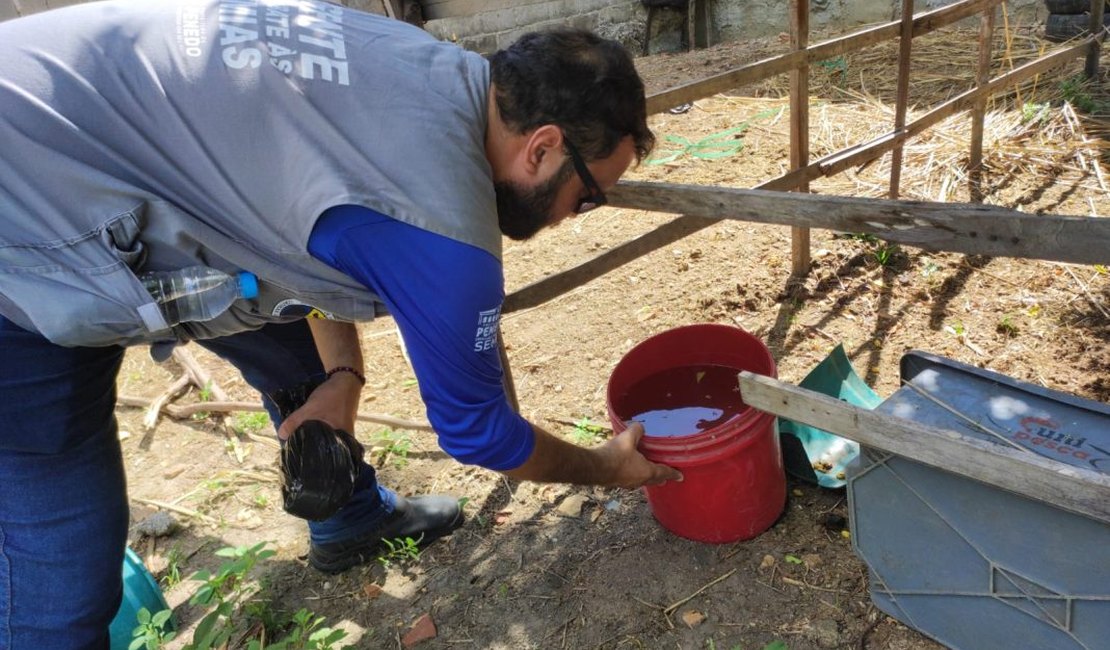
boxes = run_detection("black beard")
[495,162,573,241]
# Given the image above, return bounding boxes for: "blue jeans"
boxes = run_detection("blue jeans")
[0,316,394,650]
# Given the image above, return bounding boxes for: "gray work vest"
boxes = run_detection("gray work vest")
[0,0,499,348]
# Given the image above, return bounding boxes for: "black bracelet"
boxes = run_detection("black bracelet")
[326,366,366,386]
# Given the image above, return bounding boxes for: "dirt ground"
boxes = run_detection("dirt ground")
[115,23,1108,650]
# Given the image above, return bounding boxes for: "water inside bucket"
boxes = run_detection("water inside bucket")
[621,364,747,438]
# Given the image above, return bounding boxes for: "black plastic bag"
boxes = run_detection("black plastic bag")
[271,381,365,521]
[281,420,364,521]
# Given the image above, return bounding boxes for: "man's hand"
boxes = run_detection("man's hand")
[276,370,361,440]
[594,421,683,488]
[276,319,364,440]
[503,421,682,488]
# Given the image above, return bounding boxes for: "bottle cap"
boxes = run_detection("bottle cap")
[237,271,259,299]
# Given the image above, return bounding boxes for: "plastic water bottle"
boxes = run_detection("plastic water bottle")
[140,266,259,327]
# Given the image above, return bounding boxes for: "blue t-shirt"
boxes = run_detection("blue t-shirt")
[307,205,534,471]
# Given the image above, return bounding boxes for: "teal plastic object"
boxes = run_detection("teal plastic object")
[109,547,174,649]
[778,344,881,488]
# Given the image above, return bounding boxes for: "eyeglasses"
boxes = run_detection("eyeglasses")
[563,137,608,214]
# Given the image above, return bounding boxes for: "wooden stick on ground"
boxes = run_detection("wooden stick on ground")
[142,374,190,433]
[117,395,435,432]
[131,496,219,526]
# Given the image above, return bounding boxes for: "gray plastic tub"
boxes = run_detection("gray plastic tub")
[848,351,1110,650]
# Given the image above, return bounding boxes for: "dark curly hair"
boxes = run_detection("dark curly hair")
[489,28,655,164]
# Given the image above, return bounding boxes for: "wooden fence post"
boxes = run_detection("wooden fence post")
[889,0,915,200]
[1086,0,1105,79]
[969,3,996,202]
[789,0,811,277]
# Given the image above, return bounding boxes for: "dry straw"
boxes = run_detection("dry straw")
[638,17,1110,206]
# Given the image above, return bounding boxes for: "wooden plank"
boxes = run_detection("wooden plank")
[692,0,709,49]
[889,0,915,200]
[789,0,811,276]
[607,180,1110,265]
[645,0,1002,114]
[969,5,996,202]
[737,372,1110,524]
[1086,0,1106,78]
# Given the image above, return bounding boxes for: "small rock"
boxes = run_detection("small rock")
[118,430,132,441]
[802,553,823,571]
[791,488,804,497]
[604,499,621,512]
[162,464,188,480]
[556,494,589,518]
[681,610,706,628]
[402,613,437,648]
[759,554,776,570]
[135,511,180,538]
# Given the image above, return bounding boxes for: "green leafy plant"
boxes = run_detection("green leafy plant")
[160,544,185,589]
[377,536,422,570]
[247,609,349,650]
[233,411,271,435]
[374,429,412,468]
[647,109,781,165]
[1059,75,1106,114]
[183,542,276,650]
[872,244,900,267]
[997,314,1020,337]
[571,417,607,445]
[784,554,803,565]
[129,607,176,650]
[1021,101,1050,124]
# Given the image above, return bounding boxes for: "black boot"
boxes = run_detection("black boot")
[307,494,464,574]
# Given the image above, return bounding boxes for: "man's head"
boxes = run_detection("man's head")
[486,28,655,240]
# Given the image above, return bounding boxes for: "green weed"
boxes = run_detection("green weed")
[233,411,271,435]
[374,429,412,468]
[247,609,349,650]
[160,544,185,590]
[129,608,176,650]
[136,543,352,650]
[1060,74,1108,114]
[1021,101,1050,125]
[997,314,1020,337]
[377,536,422,570]
[872,244,900,267]
[571,417,606,445]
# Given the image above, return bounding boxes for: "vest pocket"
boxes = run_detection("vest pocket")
[0,208,171,347]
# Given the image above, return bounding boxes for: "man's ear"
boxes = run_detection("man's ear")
[522,124,564,177]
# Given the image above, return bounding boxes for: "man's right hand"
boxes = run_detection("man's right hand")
[594,421,683,488]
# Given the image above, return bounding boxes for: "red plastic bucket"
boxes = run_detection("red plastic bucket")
[607,324,785,543]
